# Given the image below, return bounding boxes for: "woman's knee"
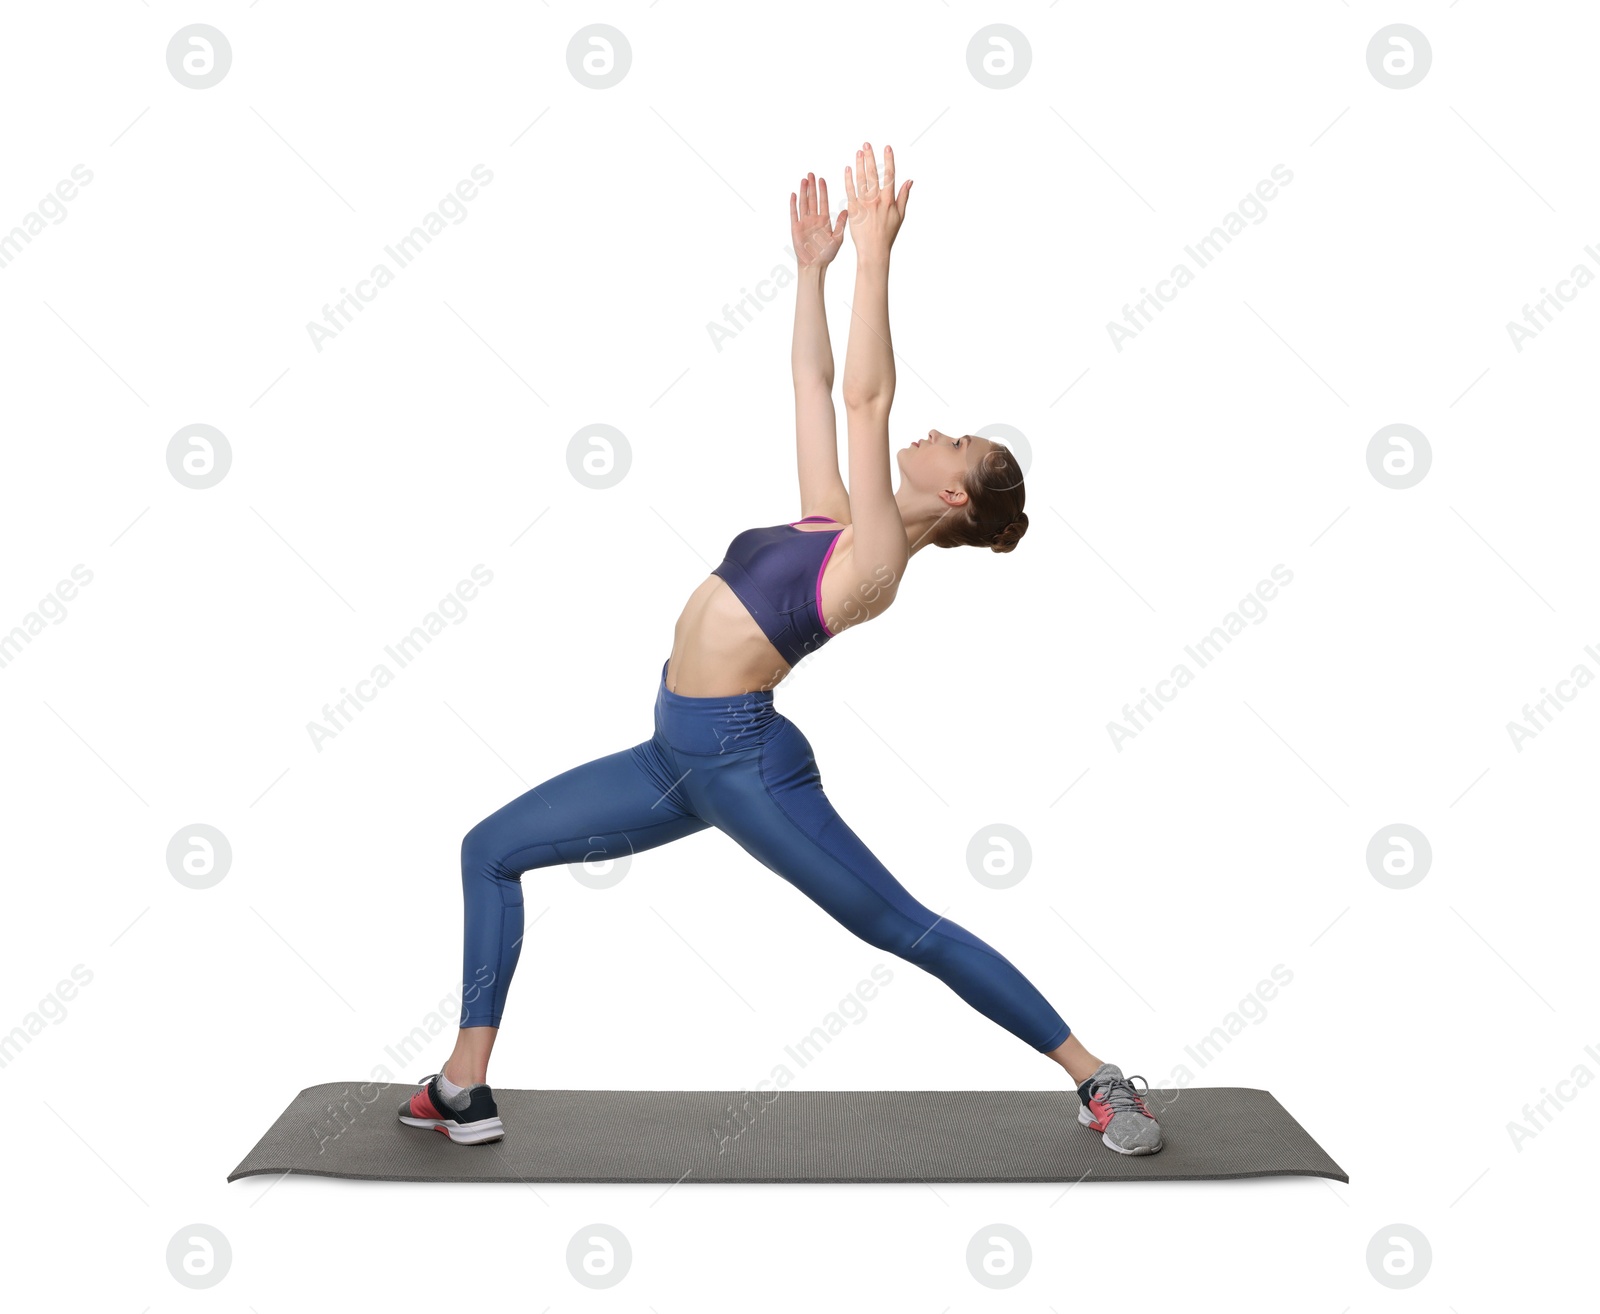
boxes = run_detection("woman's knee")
[462,807,595,890]
[461,819,522,888]
[853,907,934,962]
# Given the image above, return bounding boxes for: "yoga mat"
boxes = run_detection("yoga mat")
[229,1083,1346,1184]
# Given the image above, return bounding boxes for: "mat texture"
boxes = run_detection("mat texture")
[229,1083,1346,1184]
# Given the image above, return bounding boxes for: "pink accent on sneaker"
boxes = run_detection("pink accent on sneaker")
[409,1085,443,1120]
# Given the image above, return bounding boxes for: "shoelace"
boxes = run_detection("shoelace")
[1090,1072,1152,1117]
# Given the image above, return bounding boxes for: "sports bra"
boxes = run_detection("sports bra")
[710,516,845,665]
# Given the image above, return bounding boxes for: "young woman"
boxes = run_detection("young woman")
[399,144,1162,1157]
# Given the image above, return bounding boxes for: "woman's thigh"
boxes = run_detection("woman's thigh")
[698,718,945,945]
[463,737,709,877]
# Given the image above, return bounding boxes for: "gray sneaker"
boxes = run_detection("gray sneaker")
[1076,1062,1163,1155]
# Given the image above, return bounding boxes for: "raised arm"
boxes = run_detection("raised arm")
[790,172,851,522]
[841,142,913,582]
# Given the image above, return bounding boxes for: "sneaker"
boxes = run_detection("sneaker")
[1076,1062,1163,1155]
[397,1072,505,1144]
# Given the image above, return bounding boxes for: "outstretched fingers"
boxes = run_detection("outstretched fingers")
[859,141,879,194]
[817,175,845,237]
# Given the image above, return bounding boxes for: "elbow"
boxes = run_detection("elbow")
[843,388,893,415]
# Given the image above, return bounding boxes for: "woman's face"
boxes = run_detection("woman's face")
[896,429,993,504]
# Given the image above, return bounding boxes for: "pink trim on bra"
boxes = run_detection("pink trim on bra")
[814,530,842,637]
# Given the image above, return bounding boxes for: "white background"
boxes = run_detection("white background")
[2,1,1595,1308]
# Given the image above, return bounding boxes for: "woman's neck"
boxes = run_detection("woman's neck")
[895,495,956,558]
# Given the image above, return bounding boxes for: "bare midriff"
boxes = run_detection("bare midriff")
[665,521,854,698]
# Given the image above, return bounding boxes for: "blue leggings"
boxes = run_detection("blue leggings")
[457,659,1071,1052]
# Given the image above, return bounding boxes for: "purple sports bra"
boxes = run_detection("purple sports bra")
[710,516,845,665]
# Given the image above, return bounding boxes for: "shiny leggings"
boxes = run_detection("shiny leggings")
[456,659,1071,1052]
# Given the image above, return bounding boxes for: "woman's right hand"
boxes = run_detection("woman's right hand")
[790,171,847,271]
[844,142,911,261]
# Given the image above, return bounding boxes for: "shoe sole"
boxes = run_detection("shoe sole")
[398,1113,505,1144]
[1077,1103,1162,1156]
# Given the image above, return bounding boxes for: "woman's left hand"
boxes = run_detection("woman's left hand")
[790,171,847,271]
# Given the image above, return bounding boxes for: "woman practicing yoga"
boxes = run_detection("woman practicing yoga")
[400,143,1162,1156]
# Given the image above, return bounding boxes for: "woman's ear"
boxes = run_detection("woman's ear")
[938,486,969,510]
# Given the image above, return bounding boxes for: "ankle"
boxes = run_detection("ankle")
[1046,1035,1103,1087]
[1069,1058,1104,1087]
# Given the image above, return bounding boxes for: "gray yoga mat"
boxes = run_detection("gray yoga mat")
[229,1083,1346,1184]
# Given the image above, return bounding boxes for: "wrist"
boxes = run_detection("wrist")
[854,252,891,275]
